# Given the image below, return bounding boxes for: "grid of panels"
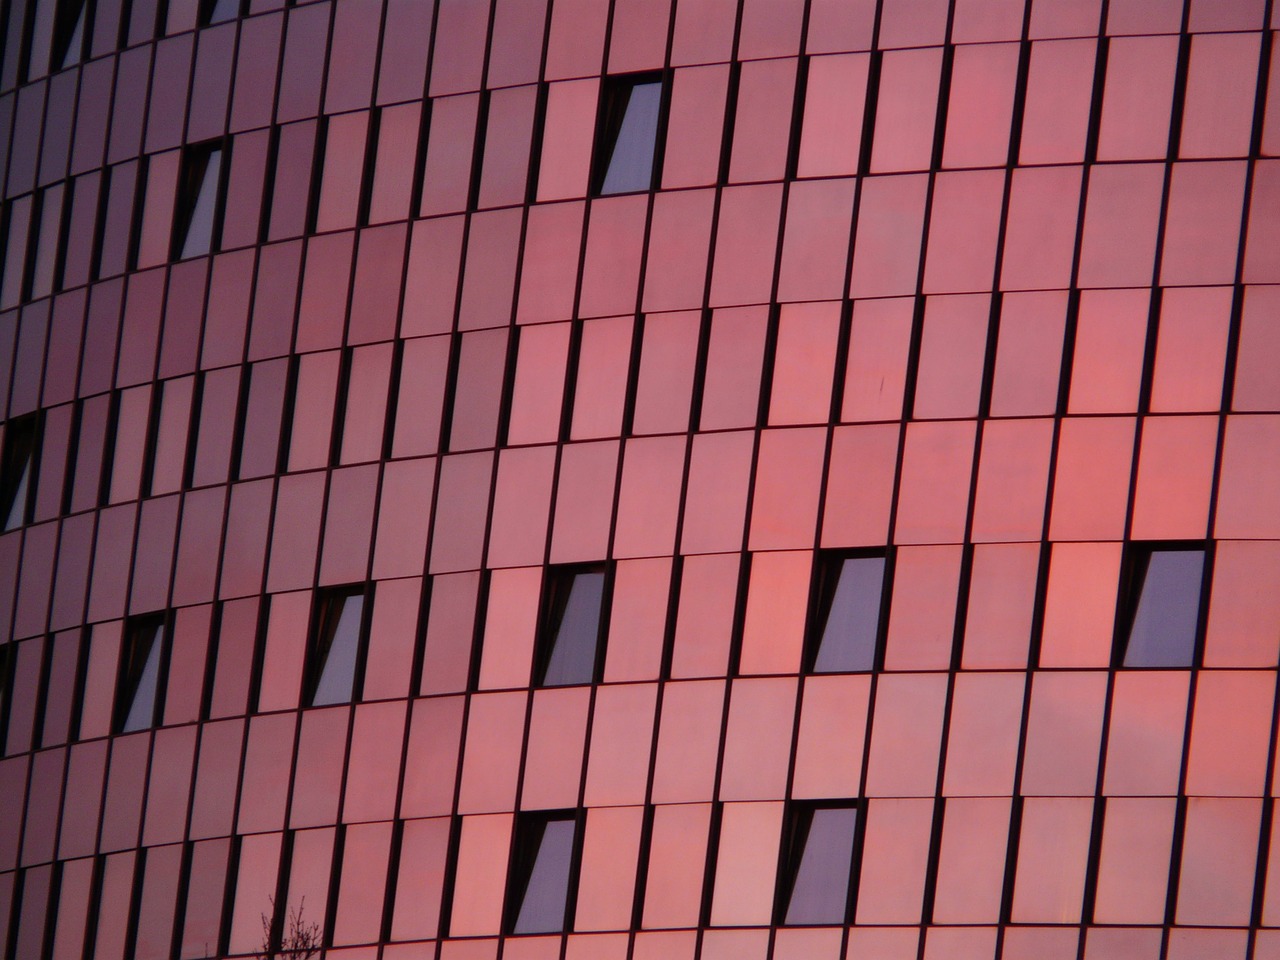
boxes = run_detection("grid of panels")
[1,0,1280,959]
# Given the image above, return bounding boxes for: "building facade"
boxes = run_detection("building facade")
[2,0,1280,958]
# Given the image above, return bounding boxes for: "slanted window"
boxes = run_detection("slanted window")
[805,551,888,673]
[305,586,368,706]
[1,415,38,531]
[199,0,242,25]
[592,74,665,195]
[115,614,168,733]
[52,0,89,69]
[1118,543,1207,668]
[535,565,607,686]
[776,803,859,925]
[505,812,580,935]
[173,141,226,260]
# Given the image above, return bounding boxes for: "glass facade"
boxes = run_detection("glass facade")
[1,1,1279,959]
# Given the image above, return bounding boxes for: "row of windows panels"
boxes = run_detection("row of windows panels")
[6,21,1280,305]
[6,794,1280,959]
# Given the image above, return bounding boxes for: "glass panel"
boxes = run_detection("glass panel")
[540,568,606,686]
[1,415,36,531]
[1123,547,1205,667]
[54,0,87,68]
[118,616,166,733]
[512,815,578,934]
[309,587,365,705]
[179,144,224,259]
[203,0,241,25]
[782,805,857,925]
[810,555,885,673]
[597,79,663,195]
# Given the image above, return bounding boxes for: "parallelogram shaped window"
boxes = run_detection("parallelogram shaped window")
[200,0,243,25]
[593,75,664,195]
[777,803,859,925]
[52,0,89,70]
[1119,543,1206,668]
[536,565,607,686]
[0,415,38,532]
[506,812,580,935]
[806,552,888,673]
[116,614,168,733]
[307,586,367,706]
[173,141,226,260]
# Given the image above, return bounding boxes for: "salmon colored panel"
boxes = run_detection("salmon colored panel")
[604,558,671,682]
[821,424,899,548]
[797,54,869,177]
[923,169,1005,294]
[583,682,658,807]
[1069,288,1149,414]
[728,57,798,184]
[1000,165,1082,291]
[289,709,348,829]
[856,799,934,924]
[709,184,783,307]
[1019,39,1096,164]
[1048,417,1134,542]
[507,323,571,446]
[1093,798,1176,924]
[1039,542,1121,668]
[932,798,1011,923]
[342,701,407,824]
[776,179,857,302]
[1130,416,1217,540]
[848,175,929,298]
[842,297,914,423]
[1185,671,1273,797]
[457,691,527,814]
[768,302,842,425]
[1103,671,1189,796]
[871,47,942,173]
[738,551,811,675]
[579,197,648,319]
[943,41,1019,168]
[718,678,798,801]
[971,418,1053,542]
[521,687,590,810]
[1149,286,1231,413]
[942,672,1024,797]
[643,190,715,314]
[400,697,466,818]
[911,293,989,420]
[429,452,494,575]
[1096,35,1178,161]
[613,436,687,560]
[1160,161,1247,286]
[477,567,541,690]
[700,305,769,430]
[517,202,584,325]
[550,441,619,564]
[661,65,730,189]
[1204,541,1280,666]
[1243,162,1280,284]
[708,802,783,926]
[642,804,713,929]
[1180,33,1260,159]
[1077,163,1164,288]
[373,458,435,580]
[449,814,513,937]
[773,928,843,960]
[487,447,556,569]
[536,80,597,201]
[608,0,669,71]
[865,673,948,797]
[570,315,633,440]
[894,420,976,545]
[575,807,645,931]
[883,545,962,671]
[962,542,1039,669]
[1176,799,1262,927]
[1020,672,1108,797]
[680,431,754,555]
[792,675,870,799]
[458,210,522,331]
[1234,286,1280,410]
[845,929,921,960]
[670,553,741,679]
[1216,416,1280,539]
[651,680,725,803]
[1010,797,1094,923]
[390,818,450,941]
[988,291,1067,418]
[318,465,377,585]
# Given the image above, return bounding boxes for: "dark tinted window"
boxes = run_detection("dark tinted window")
[1121,544,1206,667]
[807,553,887,672]
[777,803,859,925]
[116,614,167,733]
[593,76,664,195]
[174,142,226,259]
[52,0,88,69]
[307,586,367,705]
[537,566,606,686]
[1,415,38,531]
[506,812,579,934]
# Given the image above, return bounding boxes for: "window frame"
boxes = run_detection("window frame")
[171,139,230,261]
[590,72,669,197]
[113,612,170,734]
[0,413,40,531]
[303,583,372,707]
[503,809,584,936]
[1114,540,1211,669]
[773,800,862,926]
[803,548,892,674]
[533,563,611,687]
